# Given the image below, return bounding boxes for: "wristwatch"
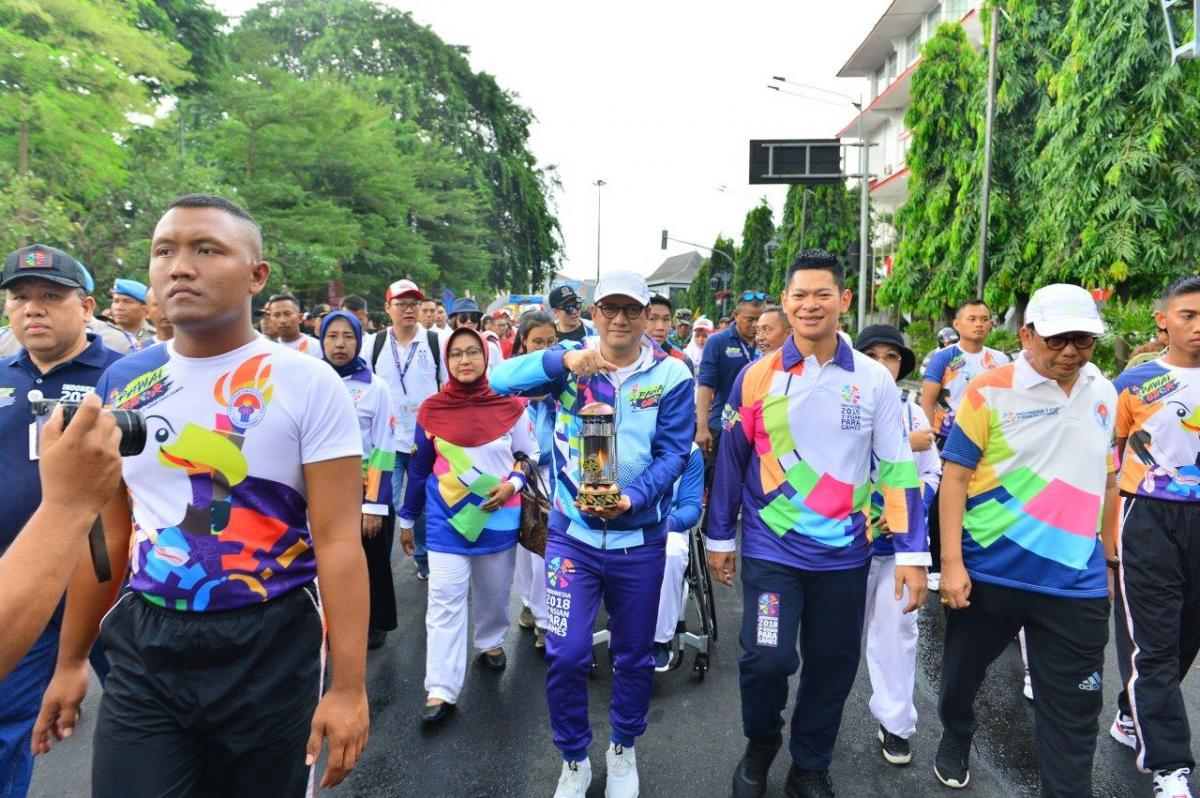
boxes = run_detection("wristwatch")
[1106,558,1121,571]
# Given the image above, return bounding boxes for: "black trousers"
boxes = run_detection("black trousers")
[93,586,324,798]
[364,510,398,632]
[738,556,869,771]
[939,580,1108,798]
[927,435,948,571]
[699,425,722,536]
[1115,495,1200,772]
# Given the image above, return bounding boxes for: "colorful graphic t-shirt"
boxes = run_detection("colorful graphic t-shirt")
[706,336,928,571]
[398,416,538,556]
[1114,359,1200,501]
[924,345,1010,437]
[941,355,1116,598]
[96,336,362,611]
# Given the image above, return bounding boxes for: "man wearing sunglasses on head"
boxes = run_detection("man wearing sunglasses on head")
[935,283,1116,795]
[549,285,594,345]
[696,290,765,507]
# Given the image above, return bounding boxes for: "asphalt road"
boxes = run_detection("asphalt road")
[30,557,1198,798]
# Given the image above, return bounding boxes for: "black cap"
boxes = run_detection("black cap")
[549,285,581,310]
[2,244,89,290]
[854,324,916,380]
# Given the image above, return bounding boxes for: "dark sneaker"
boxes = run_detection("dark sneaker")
[367,628,387,650]
[934,734,971,789]
[784,765,835,798]
[652,643,671,672]
[878,725,911,765]
[477,649,507,671]
[732,737,781,798]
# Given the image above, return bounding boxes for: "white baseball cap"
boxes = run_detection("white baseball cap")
[693,316,714,332]
[1025,283,1105,337]
[594,271,651,306]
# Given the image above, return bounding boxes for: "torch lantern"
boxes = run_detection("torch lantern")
[577,402,621,508]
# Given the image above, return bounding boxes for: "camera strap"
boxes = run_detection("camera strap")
[89,517,112,583]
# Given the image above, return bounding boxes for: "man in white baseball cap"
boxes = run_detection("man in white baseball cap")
[491,269,694,798]
[935,282,1115,794]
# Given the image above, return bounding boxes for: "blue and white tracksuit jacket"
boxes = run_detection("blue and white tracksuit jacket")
[490,338,695,758]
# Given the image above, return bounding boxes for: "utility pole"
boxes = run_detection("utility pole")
[856,96,870,332]
[977,4,1000,299]
[594,179,606,283]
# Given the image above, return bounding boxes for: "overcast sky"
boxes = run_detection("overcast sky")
[215,0,890,282]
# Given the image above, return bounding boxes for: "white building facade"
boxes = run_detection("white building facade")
[836,0,984,215]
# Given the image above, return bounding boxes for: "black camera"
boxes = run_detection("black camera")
[29,398,148,457]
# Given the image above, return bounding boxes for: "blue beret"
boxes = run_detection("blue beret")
[113,278,148,303]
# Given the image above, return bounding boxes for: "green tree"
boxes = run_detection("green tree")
[957,1,1062,315]
[230,0,561,291]
[0,0,192,201]
[1028,0,1200,301]
[770,184,860,296]
[0,165,75,257]
[880,23,983,317]
[732,203,775,296]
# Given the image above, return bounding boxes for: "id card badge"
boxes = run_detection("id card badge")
[399,404,418,440]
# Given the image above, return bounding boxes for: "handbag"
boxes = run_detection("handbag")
[514,452,551,556]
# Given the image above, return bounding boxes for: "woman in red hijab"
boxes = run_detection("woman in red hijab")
[397,327,538,725]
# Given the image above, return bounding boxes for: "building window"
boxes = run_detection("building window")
[946,0,969,19]
[906,27,921,65]
[885,51,898,82]
[924,3,942,38]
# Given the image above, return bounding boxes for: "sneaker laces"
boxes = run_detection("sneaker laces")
[610,745,634,777]
[560,761,588,789]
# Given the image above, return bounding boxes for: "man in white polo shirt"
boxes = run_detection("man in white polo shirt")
[371,279,441,579]
[935,283,1117,796]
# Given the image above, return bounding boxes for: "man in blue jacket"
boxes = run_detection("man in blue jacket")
[491,271,694,798]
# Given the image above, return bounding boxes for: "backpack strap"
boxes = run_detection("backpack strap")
[371,328,388,370]
[427,330,442,387]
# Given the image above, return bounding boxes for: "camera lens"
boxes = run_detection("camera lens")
[111,410,147,457]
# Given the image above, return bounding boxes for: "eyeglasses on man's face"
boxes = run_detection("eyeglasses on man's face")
[1037,331,1098,351]
[595,302,645,320]
[558,302,581,314]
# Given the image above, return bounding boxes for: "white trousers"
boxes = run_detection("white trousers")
[654,531,690,644]
[514,546,548,628]
[425,547,517,703]
[864,555,919,738]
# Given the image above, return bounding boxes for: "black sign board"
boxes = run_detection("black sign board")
[748,139,843,185]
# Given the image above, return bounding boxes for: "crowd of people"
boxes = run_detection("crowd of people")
[0,193,1196,798]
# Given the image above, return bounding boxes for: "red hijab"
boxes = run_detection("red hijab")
[417,328,526,447]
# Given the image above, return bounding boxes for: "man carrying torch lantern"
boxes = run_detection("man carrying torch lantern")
[491,271,695,798]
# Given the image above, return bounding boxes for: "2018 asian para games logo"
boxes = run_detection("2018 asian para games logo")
[757,592,779,617]
[840,385,861,405]
[547,556,575,589]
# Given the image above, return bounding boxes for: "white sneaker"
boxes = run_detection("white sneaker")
[605,743,639,798]
[553,758,591,798]
[1153,767,1193,798]
[1109,712,1137,750]
[928,571,941,592]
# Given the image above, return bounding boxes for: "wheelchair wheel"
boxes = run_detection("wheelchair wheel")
[689,526,718,643]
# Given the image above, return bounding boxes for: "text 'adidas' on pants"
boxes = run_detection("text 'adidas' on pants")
[938,579,1108,798]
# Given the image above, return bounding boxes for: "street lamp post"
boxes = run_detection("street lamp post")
[769,77,871,331]
[977,4,999,299]
[594,179,606,284]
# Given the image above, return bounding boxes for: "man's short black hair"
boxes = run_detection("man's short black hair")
[1162,275,1200,304]
[340,294,368,313]
[955,298,990,316]
[267,292,300,310]
[649,294,673,312]
[784,249,845,291]
[166,193,263,259]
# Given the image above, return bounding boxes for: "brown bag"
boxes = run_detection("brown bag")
[515,453,550,556]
